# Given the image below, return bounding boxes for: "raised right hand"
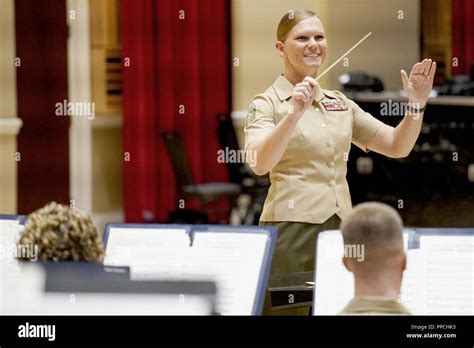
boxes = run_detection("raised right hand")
[289,76,320,119]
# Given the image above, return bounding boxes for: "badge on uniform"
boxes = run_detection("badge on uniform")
[321,99,348,111]
[246,102,257,126]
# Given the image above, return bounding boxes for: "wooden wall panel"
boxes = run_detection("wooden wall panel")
[90,0,121,48]
[421,0,452,83]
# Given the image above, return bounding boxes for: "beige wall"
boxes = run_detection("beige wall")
[92,127,123,212]
[0,0,17,120]
[0,0,20,214]
[232,0,420,111]
[0,134,18,213]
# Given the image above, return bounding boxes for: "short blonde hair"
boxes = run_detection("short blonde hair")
[18,201,105,262]
[341,202,404,262]
[277,9,320,42]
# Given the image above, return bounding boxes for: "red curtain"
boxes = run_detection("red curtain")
[121,0,231,222]
[15,0,70,214]
[452,0,474,75]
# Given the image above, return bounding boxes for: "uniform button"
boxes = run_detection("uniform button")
[315,108,320,112]
[327,161,335,168]
[326,141,331,148]
[322,123,327,128]
[328,181,335,187]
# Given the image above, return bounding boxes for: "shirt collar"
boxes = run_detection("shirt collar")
[341,296,412,315]
[272,74,328,102]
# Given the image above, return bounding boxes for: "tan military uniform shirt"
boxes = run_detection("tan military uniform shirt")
[340,296,412,315]
[244,75,384,224]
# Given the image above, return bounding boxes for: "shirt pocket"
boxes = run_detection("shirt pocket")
[327,109,353,154]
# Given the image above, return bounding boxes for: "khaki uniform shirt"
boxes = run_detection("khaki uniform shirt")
[340,296,412,315]
[244,75,384,224]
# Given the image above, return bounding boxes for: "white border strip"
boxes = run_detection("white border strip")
[67,0,93,214]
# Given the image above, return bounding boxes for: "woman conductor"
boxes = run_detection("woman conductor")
[244,9,436,315]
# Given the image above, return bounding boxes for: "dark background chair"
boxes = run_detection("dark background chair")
[216,114,270,225]
[162,131,241,224]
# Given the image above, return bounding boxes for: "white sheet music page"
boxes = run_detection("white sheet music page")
[185,231,268,315]
[0,220,25,262]
[0,219,20,246]
[314,231,353,315]
[400,248,426,314]
[416,235,474,314]
[103,227,270,315]
[103,227,190,278]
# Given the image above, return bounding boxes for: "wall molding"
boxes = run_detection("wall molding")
[68,0,93,214]
[0,117,23,135]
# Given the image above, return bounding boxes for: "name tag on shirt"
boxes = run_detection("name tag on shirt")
[321,99,348,111]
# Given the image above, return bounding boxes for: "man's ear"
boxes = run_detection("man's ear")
[275,41,285,58]
[342,256,351,272]
[401,252,407,271]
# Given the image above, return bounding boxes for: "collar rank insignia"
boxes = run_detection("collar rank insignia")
[321,99,349,111]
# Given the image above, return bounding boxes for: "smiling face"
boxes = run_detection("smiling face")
[276,16,327,82]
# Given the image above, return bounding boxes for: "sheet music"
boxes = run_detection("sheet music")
[400,249,426,314]
[0,220,24,262]
[416,235,473,314]
[104,227,270,315]
[314,231,353,314]
[104,227,190,272]
[184,232,268,315]
[0,220,23,302]
[314,230,474,315]
[0,219,20,244]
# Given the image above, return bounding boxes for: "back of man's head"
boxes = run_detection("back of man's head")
[340,202,405,276]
